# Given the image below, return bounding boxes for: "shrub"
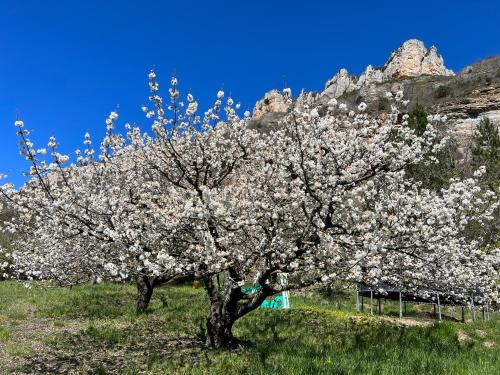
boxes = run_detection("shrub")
[434,85,452,99]
[407,103,428,136]
[378,97,390,111]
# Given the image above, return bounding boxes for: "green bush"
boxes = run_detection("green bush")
[407,103,428,136]
[434,85,452,99]
[378,97,390,111]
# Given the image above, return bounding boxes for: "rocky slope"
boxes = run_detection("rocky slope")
[250,39,500,149]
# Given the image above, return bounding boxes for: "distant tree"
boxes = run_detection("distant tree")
[407,103,428,136]
[471,117,500,188]
[466,117,500,247]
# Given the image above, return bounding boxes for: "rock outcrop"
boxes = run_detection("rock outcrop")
[451,110,500,149]
[435,86,500,120]
[323,39,454,99]
[252,90,290,119]
[323,69,358,98]
[383,39,454,80]
[436,84,500,148]
[249,40,498,153]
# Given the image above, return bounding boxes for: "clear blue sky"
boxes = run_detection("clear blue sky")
[1,0,499,186]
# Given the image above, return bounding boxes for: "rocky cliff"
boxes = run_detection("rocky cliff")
[321,39,454,99]
[250,39,500,150]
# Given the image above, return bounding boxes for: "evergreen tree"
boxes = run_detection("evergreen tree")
[471,117,500,188]
[467,117,500,247]
[407,103,428,136]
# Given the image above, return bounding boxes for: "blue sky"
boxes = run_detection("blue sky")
[1,0,499,186]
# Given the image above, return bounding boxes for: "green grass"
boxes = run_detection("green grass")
[0,325,12,341]
[5,343,30,357]
[0,281,498,374]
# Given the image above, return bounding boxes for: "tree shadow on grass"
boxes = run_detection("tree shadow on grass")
[17,319,202,374]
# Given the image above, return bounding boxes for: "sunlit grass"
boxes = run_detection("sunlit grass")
[0,281,498,374]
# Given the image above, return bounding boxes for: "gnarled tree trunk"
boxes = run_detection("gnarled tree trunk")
[206,299,238,349]
[203,270,271,349]
[136,275,154,313]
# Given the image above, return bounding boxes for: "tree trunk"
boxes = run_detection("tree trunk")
[136,275,154,313]
[206,300,238,349]
[202,270,271,349]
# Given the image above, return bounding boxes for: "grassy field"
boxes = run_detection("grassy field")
[0,281,498,374]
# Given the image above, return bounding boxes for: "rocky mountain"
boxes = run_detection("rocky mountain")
[322,39,454,99]
[250,39,500,150]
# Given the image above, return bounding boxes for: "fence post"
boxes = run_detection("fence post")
[399,291,403,320]
[370,290,373,315]
[437,293,442,321]
[471,296,476,322]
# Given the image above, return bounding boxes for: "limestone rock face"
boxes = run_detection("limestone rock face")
[435,86,500,120]
[252,90,290,119]
[448,110,500,155]
[296,90,320,110]
[248,40,496,155]
[323,68,357,98]
[382,40,454,80]
[322,39,454,99]
[357,65,384,88]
